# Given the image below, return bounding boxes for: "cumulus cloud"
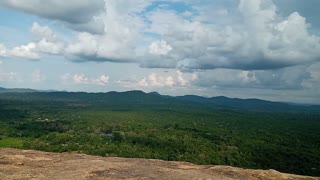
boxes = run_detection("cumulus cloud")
[0,23,64,60]
[171,0,320,71]
[31,22,64,55]
[8,43,40,60]
[1,42,39,60]
[2,0,320,71]
[149,40,172,55]
[118,71,194,89]
[31,22,56,42]
[63,0,320,71]
[119,73,174,88]
[274,0,320,31]
[61,73,109,86]
[0,0,105,33]
[66,0,151,62]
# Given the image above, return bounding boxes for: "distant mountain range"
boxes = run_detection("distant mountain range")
[0,87,319,113]
[0,87,59,93]
[0,87,39,93]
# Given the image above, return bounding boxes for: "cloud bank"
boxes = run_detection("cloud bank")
[2,0,320,71]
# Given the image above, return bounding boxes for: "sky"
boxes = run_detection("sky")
[0,0,320,104]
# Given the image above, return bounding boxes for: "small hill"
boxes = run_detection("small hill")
[0,148,318,180]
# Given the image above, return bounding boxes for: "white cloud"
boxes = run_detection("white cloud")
[31,22,64,55]
[65,32,98,59]
[0,44,8,57]
[239,71,257,83]
[31,22,56,42]
[1,43,38,59]
[165,76,174,87]
[35,39,64,55]
[64,0,320,71]
[66,0,151,62]
[73,74,90,84]
[145,0,320,70]
[9,43,39,59]
[149,40,172,55]
[117,78,149,88]
[0,22,64,60]
[149,73,165,87]
[118,71,196,89]
[97,75,110,85]
[62,73,109,86]
[0,71,20,82]
[31,69,46,83]
[177,71,188,86]
[146,73,179,87]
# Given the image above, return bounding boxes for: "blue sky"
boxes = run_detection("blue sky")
[0,0,320,104]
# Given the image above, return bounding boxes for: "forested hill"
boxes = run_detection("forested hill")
[0,89,319,113]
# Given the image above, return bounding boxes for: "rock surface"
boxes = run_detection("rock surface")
[0,148,318,180]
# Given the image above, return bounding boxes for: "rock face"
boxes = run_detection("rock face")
[0,148,318,180]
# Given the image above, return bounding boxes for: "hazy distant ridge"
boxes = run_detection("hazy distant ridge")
[0,87,319,113]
